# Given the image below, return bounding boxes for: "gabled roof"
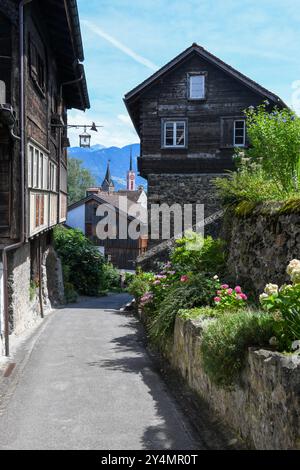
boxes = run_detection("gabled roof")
[124,43,286,134]
[68,192,145,220]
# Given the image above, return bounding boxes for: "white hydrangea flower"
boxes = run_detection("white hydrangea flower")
[291,268,300,285]
[264,283,279,296]
[287,259,300,277]
[213,275,219,280]
[259,293,269,303]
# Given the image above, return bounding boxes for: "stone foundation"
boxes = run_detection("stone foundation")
[4,232,64,341]
[139,173,226,270]
[147,173,225,241]
[166,316,300,449]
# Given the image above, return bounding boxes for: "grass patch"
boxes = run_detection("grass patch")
[200,310,275,387]
[178,306,219,320]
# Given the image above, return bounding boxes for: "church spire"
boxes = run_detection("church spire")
[127,146,135,191]
[129,147,133,171]
[101,160,115,192]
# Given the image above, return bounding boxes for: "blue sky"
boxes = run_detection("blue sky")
[68,0,300,147]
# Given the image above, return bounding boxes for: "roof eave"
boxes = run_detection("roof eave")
[124,44,286,109]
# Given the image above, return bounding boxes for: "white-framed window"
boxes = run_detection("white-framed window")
[49,162,57,192]
[0,80,6,104]
[163,121,186,148]
[43,155,48,190]
[234,120,246,147]
[189,74,205,100]
[28,145,34,188]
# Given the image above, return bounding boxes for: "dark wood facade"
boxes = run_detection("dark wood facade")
[0,0,89,246]
[124,44,285,177]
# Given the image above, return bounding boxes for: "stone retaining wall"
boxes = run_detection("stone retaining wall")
[223,207,300,296]
[168,316,300,450]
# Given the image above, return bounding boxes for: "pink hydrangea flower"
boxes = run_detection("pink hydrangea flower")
[221,284,229,289]
[236,294,243,300]
[227,288,233,295]
[214,297,221,303]
[240,293,248,300]
[153,280,161,286]
[180,275,189,283]
[235,286,242,294]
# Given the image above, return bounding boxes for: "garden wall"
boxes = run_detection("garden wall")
[223,206,300,296]
[169,316,300,450]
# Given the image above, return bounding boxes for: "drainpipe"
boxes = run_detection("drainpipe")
[38,238,44,319]
[1,0,32,356]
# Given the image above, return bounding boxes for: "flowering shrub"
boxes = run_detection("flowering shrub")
[245,102,300,192]
[260,260,300,349]
[149,273,219,342]
[213,284,248,311]
[127,271,155,304]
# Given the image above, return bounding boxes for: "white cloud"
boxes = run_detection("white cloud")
[291,80,300,115]
[82,20,159,72]
[67,110,139,148]
[117,114,134,126]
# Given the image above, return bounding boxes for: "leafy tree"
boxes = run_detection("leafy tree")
[68,158,96,205]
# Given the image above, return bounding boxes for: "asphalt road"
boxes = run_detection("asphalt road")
[0,294,202,450]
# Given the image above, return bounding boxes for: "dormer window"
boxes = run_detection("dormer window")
[162,120,187,148]
[188,73,206,100]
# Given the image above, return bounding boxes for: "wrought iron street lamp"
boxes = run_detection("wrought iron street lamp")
[50,121,103,147]
[79,126,91,148]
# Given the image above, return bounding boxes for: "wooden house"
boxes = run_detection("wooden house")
[0,0,89,355]
[124,43,285,247]
[66,160,148,270]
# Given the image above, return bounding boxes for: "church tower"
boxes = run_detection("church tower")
[127,147,136,191]
[101,160,115,193]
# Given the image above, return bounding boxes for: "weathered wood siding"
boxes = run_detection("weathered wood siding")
[139,53,266,175]
[85,199,147,269]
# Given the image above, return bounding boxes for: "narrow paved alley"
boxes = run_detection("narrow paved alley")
[0,294,228,450]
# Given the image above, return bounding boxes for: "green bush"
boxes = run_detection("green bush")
[54,226,105,296]
[171,233,226,275]
[100,263,120,291]
[200,310,275,387]
[214,104,300,207]
[245,103,300,192]
[149,273,218,342]
[64,282,78,303]
[260,260,300,350]
[127,271,154,303]
[214,168,284,207]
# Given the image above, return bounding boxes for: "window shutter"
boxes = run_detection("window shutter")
[29,34,38,82]
[220,118,234,148]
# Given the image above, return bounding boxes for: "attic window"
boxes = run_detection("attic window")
[189,74,205,100]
